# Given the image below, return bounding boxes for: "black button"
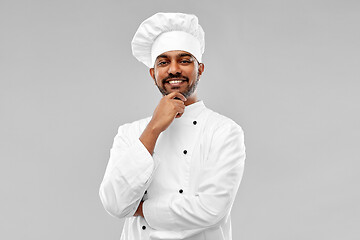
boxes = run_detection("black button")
[179,189,183,193]
[144,190,147,194]
[193,121,197,125]
[142,225,146,230]
[183,150,187,154]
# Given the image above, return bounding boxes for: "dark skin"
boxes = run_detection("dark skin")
[133,50,205,218]
[150,51,204,106]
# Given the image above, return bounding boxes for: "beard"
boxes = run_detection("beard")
[154,72,200,98]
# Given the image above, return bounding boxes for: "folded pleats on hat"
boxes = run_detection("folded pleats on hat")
[131,12,205,68]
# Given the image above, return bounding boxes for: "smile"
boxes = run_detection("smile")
[168,80,184,84]
[165,78,187,87]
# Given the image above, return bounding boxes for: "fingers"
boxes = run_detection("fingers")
[167,92,187,102]
[173,101,185,118]
[175,112,183,118]
[160,92,186,119]
[176,104,185,113]
[175,108,184,118]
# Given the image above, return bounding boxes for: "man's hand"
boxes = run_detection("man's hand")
[139,92,186,155]
[149,92,187,134]
[134,201,144,218]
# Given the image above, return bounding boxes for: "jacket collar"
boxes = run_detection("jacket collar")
[179,100,206,120]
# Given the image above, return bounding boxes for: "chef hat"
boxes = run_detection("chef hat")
[131,12,205,68]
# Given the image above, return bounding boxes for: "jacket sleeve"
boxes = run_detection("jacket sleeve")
[142,121,246,231]
[99,123,158,219]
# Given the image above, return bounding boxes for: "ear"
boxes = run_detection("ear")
[198,63,205,77]
[149,68,156,82]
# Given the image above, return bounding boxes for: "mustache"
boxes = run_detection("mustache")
[162,73,189,84]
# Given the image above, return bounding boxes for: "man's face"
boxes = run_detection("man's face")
[149,50,204,98]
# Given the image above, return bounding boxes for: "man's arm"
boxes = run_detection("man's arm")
[142,122,246,231]
[99,92,186,219]
[140,91,187,155]
[99,124,155,218]
[132,92,187,217]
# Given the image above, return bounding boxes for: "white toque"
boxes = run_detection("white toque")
[131,12,205,68]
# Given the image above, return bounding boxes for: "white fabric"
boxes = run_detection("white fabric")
[99,101,246,240]
[151,31,202,66]
[131,12,205,68]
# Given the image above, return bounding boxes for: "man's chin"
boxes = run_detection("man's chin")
[163,90,188,98]
[165,88,183,94]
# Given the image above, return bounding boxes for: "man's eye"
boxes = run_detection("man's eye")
[158,61,168,65]
[180,60,191,63]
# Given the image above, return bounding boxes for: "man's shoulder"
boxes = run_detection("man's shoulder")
[116,116,152,136]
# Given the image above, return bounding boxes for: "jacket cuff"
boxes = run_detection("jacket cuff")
[142,195,175,230]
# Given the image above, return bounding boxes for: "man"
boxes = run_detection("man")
[99,12,246,240]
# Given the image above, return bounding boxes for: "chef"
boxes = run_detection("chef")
[99,12,246,240]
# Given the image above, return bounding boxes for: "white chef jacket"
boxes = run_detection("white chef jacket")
[99,100,246,240]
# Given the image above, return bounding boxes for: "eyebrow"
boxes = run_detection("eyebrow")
[156,54,169,60]
[156,53,194,61]
[179,53,193,58]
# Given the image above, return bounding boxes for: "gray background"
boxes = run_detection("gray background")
[1,0,359,239]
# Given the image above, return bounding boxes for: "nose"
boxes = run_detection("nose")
[167,60,181,75]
